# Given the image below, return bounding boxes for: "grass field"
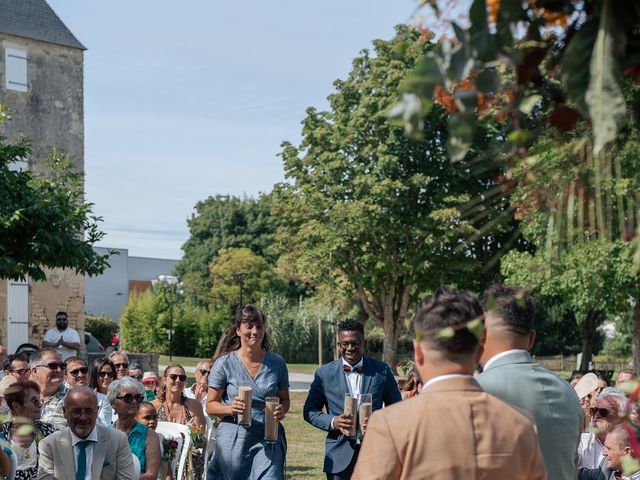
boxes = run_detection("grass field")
[283,391,326,479]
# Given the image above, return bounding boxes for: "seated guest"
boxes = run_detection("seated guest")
[65,356,112,426]
[0,376,16,414]
[37,386,136,479]
[578,388,627,469]
[400,364,422,400]
[183,359,211,406]
[141,371,158,401]
[108,351,131,380]
[575,373,600,431]
[352,286,546,480]
[153,364,206,479]
[137,402,174,480]
[29,348,67,430]
[616,369,636,389]
[3,353,30,380]
[129,363,144,381]
[0,379,55,479]
[108,376,161,480]
[578,425,640,480]
[571,372,585,388]
[90,357,116,395]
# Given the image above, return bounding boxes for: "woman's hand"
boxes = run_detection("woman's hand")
[230,395,246,415]
[272,403,285,422]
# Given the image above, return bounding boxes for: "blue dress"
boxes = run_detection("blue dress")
[206,350,289,480]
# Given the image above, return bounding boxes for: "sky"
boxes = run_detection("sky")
[45,0,420,260]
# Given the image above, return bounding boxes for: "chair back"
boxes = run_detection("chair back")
[156,421,191,480]
[204,415,216,462]
[131,453,141,479]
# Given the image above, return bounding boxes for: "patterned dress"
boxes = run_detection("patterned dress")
[157,393,205,480]
[206,350,289,480]
[0,420,55,480]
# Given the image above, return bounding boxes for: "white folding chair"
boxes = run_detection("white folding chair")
[131,453,141,479]
[204,415,216,462]
[156,421,191,480]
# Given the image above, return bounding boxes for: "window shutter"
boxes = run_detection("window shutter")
[5,47,28,92]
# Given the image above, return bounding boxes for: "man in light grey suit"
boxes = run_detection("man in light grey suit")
[37,386,136,480]
[477,284,583,480]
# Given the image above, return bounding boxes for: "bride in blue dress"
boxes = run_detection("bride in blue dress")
[206,305,290,480]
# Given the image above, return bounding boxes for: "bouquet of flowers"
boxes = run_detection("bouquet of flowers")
[190,423,206,448]
[162,438,179,461]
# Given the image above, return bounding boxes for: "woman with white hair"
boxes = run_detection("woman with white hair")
[108,376,161,480]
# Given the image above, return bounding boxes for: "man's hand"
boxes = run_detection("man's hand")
[333,413,354,436]
[56,337,63,347]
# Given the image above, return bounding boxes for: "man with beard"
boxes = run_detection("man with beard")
[42,311,81,361]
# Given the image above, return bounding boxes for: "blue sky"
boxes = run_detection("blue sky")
[47,1,419,260]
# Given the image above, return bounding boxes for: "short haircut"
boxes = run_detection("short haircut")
[610,425,631,449]
[55,311,68,319]
[29,348,61,368]
[415,286,484,355]
[5,379,40,411]
[128,362,142,371]
[4,353,29,371]
[108,351,129,363]
[65,356,87,368]
[107,376,144,406]
[482,284,534,335]
[618,368,636,377]
[599,387,627,407]
[195,359,212,370]
[63,386,97,408]
[338,319,365,336]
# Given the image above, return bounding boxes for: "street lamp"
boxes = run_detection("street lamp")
[233,272,247,311]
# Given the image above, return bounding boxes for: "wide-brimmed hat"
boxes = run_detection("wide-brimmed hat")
[141,371,158,384]
[574,372,599,399]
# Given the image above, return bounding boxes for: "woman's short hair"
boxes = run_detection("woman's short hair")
[107,376,145,406]
[5,378,40,412]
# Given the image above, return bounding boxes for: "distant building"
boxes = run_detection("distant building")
[85,247,179,323]
[0,0,86,353]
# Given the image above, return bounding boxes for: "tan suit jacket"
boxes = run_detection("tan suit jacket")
[37,425,136,480]
[352,376,547,480]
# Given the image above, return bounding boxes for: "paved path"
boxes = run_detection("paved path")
[159,365,313,392]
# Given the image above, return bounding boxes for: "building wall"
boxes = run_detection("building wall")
[0,33,85,351]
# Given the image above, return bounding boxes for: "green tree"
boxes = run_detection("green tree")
[276,25,515,368]
[176,194,276,303]
[0,119,110,280]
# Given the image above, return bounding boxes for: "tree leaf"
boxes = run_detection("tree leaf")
[585,0,628,155]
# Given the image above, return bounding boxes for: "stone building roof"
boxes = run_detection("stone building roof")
[0,0,85,50]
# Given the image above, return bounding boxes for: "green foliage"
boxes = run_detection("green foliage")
[0,123,110,280]
[176,194,276,303]
[602,312,633,356]
[260,293,336,364]
[84,315,118,348]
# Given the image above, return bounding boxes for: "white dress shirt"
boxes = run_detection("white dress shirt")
[422,374,471,391]
[331,357,364,431]
[42,326,81,361]
[70,426,98,480]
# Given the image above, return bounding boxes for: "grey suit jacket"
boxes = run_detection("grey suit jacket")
[477,350,583,480]
[37,424,136,480]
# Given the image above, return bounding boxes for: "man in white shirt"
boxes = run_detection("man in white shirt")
[303,319,401,479]
[41,311,81,361]
[64,356,113,426]
[37,386,136,479]
[183,359,212,407]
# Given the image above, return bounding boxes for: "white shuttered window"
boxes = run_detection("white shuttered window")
[5,47,27,92]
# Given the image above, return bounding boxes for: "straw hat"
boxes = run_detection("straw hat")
[574,372,599,399]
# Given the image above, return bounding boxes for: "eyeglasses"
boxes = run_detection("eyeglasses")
[116,393,145,404]
[338,341,362,349]
[198,369,210,376]
[67,367,88,377]
[168,374,187,382]
[98,371,115,378]
[113,363,129,370]
[35,362,66,371]
[590,407,611,418]
[10,368,30,376]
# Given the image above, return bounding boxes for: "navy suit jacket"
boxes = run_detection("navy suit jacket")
[303,356,402,474]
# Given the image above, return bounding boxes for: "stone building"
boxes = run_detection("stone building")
[0,0,86,353]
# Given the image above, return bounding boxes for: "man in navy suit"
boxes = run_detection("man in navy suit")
[303,319,402,479]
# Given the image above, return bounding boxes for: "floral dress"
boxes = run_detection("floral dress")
[0,420,55,480]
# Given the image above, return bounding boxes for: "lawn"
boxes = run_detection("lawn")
[283,391,326,479]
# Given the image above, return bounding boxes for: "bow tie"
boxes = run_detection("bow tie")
[343,365,363,374]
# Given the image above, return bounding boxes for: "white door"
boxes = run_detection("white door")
[7,279,29,353]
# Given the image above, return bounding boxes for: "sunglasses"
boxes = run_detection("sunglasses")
[117,393,145,404]
[114,363,129,369]
[67,367,88,377]
[590,407,611,418]
[168,374,187,382]
[35,362,66,371]
[199,369,210,376]
[98,371,115,378]
[56,317,68,322]
[10,368,30,376]
[131,373,143,380]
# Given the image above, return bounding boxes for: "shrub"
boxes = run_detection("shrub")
[84,315,118,347]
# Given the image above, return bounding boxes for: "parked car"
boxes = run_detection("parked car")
[85,332,105,354]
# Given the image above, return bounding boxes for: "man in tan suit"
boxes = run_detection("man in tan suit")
[37,386,136,480]
[352,286,547,480]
